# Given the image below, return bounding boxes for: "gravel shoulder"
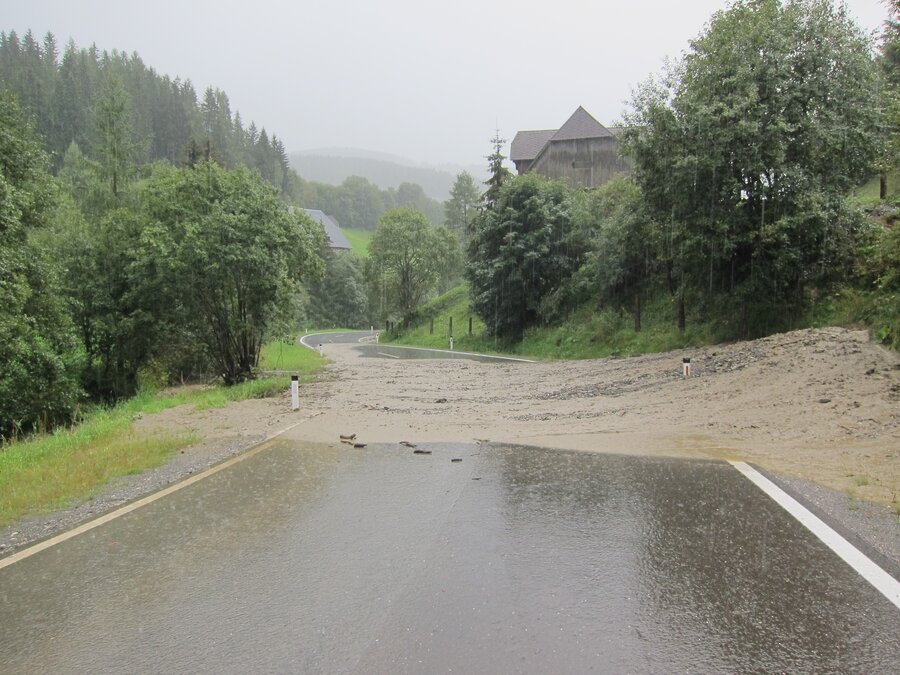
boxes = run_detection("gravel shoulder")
[2,326,898,568]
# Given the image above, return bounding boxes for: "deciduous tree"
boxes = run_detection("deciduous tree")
[467,173,574,340]
[622,0,881,333]
[366,208,447,320]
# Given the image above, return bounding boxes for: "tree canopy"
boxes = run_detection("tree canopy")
[135,163,324,384]
[366,209,458,321]
[621,0,881,329]
[444,171,481,241]
[0,93,80,437]
[467,173,575,340]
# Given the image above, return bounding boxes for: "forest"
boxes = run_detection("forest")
[0,31,442,228]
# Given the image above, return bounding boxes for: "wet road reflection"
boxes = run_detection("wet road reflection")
[1,443,897,673]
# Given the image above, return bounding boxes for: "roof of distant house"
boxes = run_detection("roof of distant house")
[551,106,612,142]
[510,129,556,162]
[510,107,618,163]
[300,208,351,250]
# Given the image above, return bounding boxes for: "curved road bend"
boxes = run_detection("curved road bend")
[0,335,897,673]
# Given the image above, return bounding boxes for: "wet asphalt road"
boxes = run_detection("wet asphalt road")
[301,330,530,363]
[1,441,897,674]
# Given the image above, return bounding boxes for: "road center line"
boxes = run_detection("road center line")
[731,461,900,610]
[0,420,306,571]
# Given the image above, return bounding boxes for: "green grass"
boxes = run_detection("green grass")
[386,285,492,353]
[343,228,373,257]
[259,338,328,373]
[0,399,195,528]
[801,287,900,349]
[385,280,900,360]
[0,340,328,529]
[384,284,728,360]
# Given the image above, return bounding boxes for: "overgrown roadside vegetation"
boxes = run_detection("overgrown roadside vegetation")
[0,340,325,530]
[384,281,900,361]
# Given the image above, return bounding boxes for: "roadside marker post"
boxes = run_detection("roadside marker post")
[683,357,691,378]
[449,335,454,351]
[290,375,299,411]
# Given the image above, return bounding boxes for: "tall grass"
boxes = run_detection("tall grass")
[383,282,896,360]
[0,339,327,530]
[342,228,373,258]
[259,339,327,373]
[383,284,727,359]
[0,404,194,528]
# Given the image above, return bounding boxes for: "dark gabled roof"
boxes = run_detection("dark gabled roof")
[550,106,612,141]
[510,129,556,161]
[301,208,352,250]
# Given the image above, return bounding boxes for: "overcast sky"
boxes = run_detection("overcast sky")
[4,0,892,167]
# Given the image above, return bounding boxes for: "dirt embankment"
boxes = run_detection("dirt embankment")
[285,326,899,509]
[3,326,898,560]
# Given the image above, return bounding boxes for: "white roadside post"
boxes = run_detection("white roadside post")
[683,357,691,378]
[449,335,454,351]
[291,374,299,411]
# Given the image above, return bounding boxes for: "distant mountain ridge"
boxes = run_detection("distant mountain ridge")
[289,150,485,202]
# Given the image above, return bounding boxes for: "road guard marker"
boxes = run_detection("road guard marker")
[731,461,900,610]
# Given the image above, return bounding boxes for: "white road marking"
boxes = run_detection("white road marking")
[299,332,342,349]
[377,352,401,359]
[731,461,900,610]
[0,420,306,571]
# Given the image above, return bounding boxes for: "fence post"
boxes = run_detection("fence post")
[430,317,434,335]
[468,316,473,336]
[449,316,453,336]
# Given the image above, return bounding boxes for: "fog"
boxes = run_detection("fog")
[3,0,890,166]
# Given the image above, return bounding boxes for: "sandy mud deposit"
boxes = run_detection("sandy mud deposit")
[3,327,898,564]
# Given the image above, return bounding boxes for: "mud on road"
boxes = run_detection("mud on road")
[2,326,898,566]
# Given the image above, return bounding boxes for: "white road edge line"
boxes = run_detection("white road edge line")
[731,461,900,610]
[377,352,401,359]
[0,420,307,571]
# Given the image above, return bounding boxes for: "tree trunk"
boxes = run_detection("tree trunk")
[880,171,888,200]
[633,293,642,332]
[677,290,686,333]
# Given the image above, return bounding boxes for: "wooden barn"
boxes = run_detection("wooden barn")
[510,106,630,189]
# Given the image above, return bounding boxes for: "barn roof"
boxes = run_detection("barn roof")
[510,129,556,161]
[550,106,612,141]
[301,208,352,250]
[510,108,616,163]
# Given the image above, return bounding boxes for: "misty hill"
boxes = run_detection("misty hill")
[290,150,480,202]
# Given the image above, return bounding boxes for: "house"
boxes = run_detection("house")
[301,208,352,251]
[509,106,630,189]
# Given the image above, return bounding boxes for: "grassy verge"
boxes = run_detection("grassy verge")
[342,228,373,257]
[384,282,899,360]
[0,340,327,529]
[384,285,728,360]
